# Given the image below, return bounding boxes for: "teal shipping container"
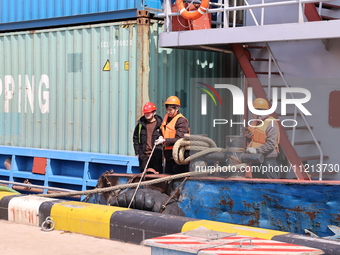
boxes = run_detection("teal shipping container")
[0,18,238,156]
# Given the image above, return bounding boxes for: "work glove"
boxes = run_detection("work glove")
[155,136,165,145]
[246,147,257,154]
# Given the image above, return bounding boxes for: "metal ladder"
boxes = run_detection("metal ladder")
[231,1,338,180]
[231,43,310,180]
[244,42,329,180]
[305,0,340,21]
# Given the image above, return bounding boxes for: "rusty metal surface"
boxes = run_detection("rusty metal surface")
[329,91,340,127]
[94,172,340,237]
[96,172,340,185]
[178,178,340,237]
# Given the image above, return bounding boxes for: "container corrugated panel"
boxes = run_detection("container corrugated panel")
[0,0,162,24]
[143,0,162,11]
[148,21,240,148]
[0,19,239,155]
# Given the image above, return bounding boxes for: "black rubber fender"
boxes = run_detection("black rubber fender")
[110,188,184,216]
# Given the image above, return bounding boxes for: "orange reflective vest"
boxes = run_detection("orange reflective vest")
[248,116,280,152]
[160,113,188,150]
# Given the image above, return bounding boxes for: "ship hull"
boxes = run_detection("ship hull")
[93,173,340,238]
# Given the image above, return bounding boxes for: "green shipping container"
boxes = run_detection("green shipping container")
[0,18,239,156]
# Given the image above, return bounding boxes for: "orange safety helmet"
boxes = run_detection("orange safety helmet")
[142,102,157,114]
[253,98,269,110]
[165,96,180,106]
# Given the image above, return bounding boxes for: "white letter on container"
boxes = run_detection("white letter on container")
[39,74,49,114]
[4,75,15,113]
[25,75,35,113]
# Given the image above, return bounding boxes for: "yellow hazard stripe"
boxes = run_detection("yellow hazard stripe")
[51,201,129,239]
[0,191,19,200]
[181,220,289,240]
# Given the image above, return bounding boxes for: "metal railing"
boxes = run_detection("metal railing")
[243,1,328,179]
[160,0,328,180]
[242,2,325,179]
[159,0,334,32]
[263,43,325,180]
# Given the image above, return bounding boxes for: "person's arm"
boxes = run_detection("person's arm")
[255,124,279,155]
[132,124,140,155]
[165,117,189,147]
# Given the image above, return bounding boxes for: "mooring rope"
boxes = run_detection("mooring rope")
[172,134,228,165]
[36,165,247,198]
[128,143,157,209]
[35,171,203,198]
[36,135,244,198]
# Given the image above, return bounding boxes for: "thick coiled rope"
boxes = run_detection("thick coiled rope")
[172,134,228,165]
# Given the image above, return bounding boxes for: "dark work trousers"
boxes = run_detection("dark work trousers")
[138,149,163,173]
[251,157,280,179]
[164,150,188,175]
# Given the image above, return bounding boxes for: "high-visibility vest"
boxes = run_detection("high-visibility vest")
[161,113,188,150]
[248,116,280,152]
[138,123,143,143]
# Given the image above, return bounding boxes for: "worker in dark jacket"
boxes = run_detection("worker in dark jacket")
[133,102,163,173]
[155,96,189,175]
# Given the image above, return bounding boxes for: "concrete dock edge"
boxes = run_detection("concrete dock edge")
[1,192,339,254]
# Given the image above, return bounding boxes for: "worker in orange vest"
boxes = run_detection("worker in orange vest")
[245,98,280,179]
[155,96,189,174]
[133,102,163,173]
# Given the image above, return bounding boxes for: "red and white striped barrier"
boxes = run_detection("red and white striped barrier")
[143,232,324,255]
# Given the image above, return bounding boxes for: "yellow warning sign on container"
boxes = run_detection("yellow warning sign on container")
[124,61,129,71]
[103,60,110,71]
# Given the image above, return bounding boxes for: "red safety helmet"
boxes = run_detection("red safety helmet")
[142,102,157,114]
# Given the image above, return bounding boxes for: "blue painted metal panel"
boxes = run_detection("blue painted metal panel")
[0,145,139,190]
[144,0,163,11]
[0,9,139,32]
[0,146,138,166]
[178,179,340,237]
[0,0,149,23]
[0,0,166,31]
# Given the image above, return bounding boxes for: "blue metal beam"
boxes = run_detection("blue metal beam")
[0,9,139,32]
[0,146,139,164]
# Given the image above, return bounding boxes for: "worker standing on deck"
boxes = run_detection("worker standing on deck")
[155,96,190,175]
[245,98,280,179]
[133,102,163,173]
